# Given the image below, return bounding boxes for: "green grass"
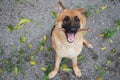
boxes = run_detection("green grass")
[102,28,116,39]
[115,19,120,31]
[0,48,35,76]
[42,64,53,80]
[85,5,94,17]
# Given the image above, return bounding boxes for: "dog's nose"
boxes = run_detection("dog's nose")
[70,27,77,33]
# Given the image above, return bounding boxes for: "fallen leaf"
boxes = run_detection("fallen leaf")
[60,64,71,72]
[30,61,37,65]
[94,64,99,70]
[0,68,3,74]
[106,60,112,64]
[18,18,31,26]
[100,46,106,51]
[95,9,100,14]
[14,18,31,30]
[96,77,103,80]
[110,39,113,44]
[78,55,84,60]
[39,46,44,51]
[14,67,18,76]
[28,44,33,48]
[99,33,104,37]
[20,36,26,43]
[41,67,47,71]
[43,35,47,41]
[83,32,87,35]
[50,12,57,19]
[101,4,107,10]
[30,55,35,59]
[14,25,22,30]
[109,49,116,54]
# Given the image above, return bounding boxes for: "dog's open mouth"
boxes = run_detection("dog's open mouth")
[66,33,75,43]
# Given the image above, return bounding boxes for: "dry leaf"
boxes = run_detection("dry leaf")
[60,64,71,72]
[20,36,26,43]
[39,46,44,51]
[30,61,37,65]
[14,67,18,76]
[0,68,3,74]
[28,44,33,48]
[96,77,103,80]
[99,33,104,37]
[43,35,47,41]
[110,39,113,44]
[100,46,106,51]
[101,4,107,10]
[41,67,47,71]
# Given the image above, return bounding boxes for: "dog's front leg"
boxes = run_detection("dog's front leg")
[48,54,62,78]
[83,38,93,48]
[72,57,81,77]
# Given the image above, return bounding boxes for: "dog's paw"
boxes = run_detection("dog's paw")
[48,71,57,79]
[74,67,82,77]
[88,44,93,49]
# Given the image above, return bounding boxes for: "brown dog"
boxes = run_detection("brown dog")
[49,0,93,78]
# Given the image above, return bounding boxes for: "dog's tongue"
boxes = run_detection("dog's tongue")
[67,33,75,43]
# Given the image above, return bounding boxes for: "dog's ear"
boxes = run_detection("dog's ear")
[57,0,65,13]
[77,8,86,13]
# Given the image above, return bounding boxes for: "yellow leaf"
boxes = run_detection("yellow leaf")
[106,60,112,64]
[60,64,71,72]
[20,36,26,43]
[18,18,32,26]
[99,33,104,37]
[110,39,113,44]
[95,9,100,14]
[39,46,44,51]
[28,44,33,48]
[14,25,22,30]
[30,55,35,59]
[30,61,37,65]
[43,35,47,41]
[41,67,47,71]
[96,77,103,80]
[14,67,18,76]
[100,46,106,51]
[101,4,107,10]
[83,32,87,35]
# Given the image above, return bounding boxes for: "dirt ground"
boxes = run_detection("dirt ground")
[0,0,120,80]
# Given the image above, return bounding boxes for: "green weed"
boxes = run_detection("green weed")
[85,5,94,17]
[102,28,116,39]
[42,64,53,80]
[115,19,120,31]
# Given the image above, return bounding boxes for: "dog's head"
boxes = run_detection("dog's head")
[56,0,86,43]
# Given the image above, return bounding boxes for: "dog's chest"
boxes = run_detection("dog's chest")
[55,39,83,58]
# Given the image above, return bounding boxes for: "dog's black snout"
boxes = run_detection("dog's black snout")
[69,27,77,33]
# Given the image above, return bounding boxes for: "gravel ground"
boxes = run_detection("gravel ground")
[0,0,120,80]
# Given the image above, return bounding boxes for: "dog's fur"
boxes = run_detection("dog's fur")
[49,0,93,78]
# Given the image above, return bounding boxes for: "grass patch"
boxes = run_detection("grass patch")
[115,19,120,31]
[0,48,36,76]
[85,5,94,17]
[102,28,116,39]
[42,64,53,80]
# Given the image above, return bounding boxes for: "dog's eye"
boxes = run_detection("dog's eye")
[74,16,80,22]
[63,16,69,22]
